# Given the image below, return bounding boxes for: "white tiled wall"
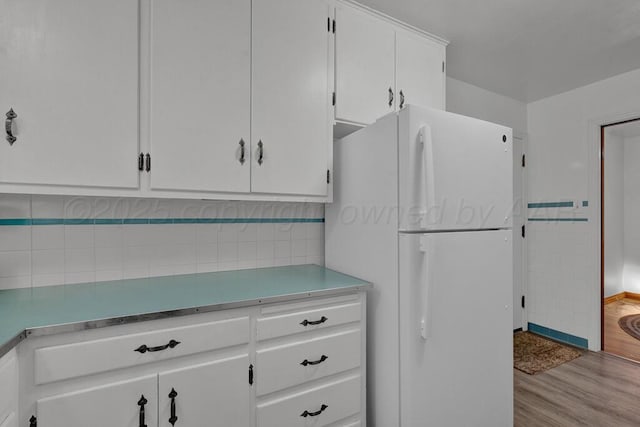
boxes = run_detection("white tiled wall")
[526,67,640,350]
[0,195,325,290]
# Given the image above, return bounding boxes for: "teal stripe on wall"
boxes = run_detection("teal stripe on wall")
[528,218,588,222]
[528,322,588,349]
[528,201,574,208]
[0,218,325,226]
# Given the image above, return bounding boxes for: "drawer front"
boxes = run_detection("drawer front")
[35,316,249,384]
[0,350,17,425]
[256,329,361,395]
[257,302,361,341]
[257,375,361,427]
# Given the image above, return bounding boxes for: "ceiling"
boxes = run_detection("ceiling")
[356,0,640,103]
[608,120,640,139]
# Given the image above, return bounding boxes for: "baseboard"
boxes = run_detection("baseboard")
[604,292,626,304]
[604,291,640,304]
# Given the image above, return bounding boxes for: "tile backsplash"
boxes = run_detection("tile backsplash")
[0,195,325,290]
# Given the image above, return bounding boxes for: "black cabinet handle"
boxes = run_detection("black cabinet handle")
[168,388,178,426]
[300,404,328,418]
[145,153,151,172]
[239,139,246,165]
[300,316,327,327]
[29,415,37,427]
[388,87,394,107]
[138,395,148,427]
[301,355,328,366]
[138,152,144,171]
[5,108,17,145]
[399,90,405,109]
[134,339,180,354]
[257,140,264,165]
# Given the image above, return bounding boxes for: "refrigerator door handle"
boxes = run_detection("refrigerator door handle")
[419,235,435,340]
[419,125,436,229]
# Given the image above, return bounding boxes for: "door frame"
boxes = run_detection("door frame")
[513,131,528,331]
[599,117,640,350]
[587,109,640,351]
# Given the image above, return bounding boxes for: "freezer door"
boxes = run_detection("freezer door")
[399,230,513,427]
[399,105,513,231]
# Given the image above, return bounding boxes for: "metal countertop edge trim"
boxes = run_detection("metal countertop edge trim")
[0,283,372,359]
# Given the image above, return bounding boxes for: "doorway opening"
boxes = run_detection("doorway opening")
[601,117,640,361]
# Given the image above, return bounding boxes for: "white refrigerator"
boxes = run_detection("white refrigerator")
[326,105,513,426]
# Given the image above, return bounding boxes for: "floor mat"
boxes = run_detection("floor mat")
[514,331,582,375]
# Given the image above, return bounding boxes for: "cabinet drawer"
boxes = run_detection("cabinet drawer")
[0,350,17,425]
[257,375,360,427]
[257,301,361,341]
[35,316,249,384]
[256,329,360,395]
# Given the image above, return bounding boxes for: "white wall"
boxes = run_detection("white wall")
[623,136,640,293]
[446,77,527,133]
[603,130,624,297]
[526,67,640,350]
[0,194,324,290]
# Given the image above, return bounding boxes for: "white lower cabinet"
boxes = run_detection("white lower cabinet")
[36,375,157,427]
[18,292,365,427]
[0,349,18,427]
[256,375,361,427]
[158,355,251,427]
[0,413,16,427]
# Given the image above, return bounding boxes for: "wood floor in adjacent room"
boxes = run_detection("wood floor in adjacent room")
[515,350,640,426]
[603,298,640,362]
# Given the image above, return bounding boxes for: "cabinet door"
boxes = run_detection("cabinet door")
[159,354,250,427]
[251,0,331,196]
[396,30,445,111]
[0,0,139,189]
[335,5,396,125]
[0,413,16,427]
[0,350,17,426]
[36,375,157,427]
[149,0,251,193]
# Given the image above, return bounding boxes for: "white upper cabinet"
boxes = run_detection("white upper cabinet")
[0,0,140,189]
[251,0,331,196]
[335,4,396,126]
[396,30,445,111]
[334,2,447,127]
[149,0,251,194]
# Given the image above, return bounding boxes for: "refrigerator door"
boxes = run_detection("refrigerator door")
[399,230,513,427]
[399,105,513,231]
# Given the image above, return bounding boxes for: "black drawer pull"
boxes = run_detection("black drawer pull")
[134,339,181,354]
[300,316,327,327]
[301,404,328,418]
[138,395,148,427]
[301,355,328,366]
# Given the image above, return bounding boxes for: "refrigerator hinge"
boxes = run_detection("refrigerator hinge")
[249,364,254,385]
[521,295,525,308]
[521,224,526,238]
[522,153,526,167]
[327,169,331,184]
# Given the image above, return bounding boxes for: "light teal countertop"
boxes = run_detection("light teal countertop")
[0,265,370,358]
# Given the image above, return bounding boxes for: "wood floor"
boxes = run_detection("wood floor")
[515,350,640,426]
[603,298,640,362]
